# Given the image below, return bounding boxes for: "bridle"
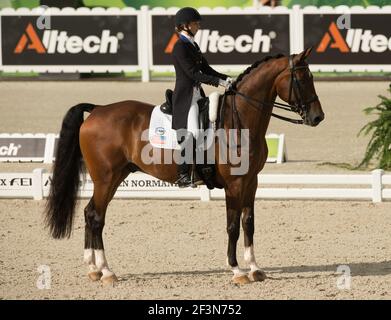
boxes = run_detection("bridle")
[227,54,319,125]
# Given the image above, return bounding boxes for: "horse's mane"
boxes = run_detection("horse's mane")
[232,53,285,90]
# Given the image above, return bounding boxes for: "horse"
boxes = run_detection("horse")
[45,47,324,286]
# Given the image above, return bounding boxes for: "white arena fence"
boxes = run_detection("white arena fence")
[0,133,287,164]
[0,169,389,203]
[0,5,390,78]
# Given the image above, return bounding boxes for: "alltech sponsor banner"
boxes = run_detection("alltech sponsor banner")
[152,14,290,66]
[304,14,391,65]
[0,136,46,161]
[1,13,138,67]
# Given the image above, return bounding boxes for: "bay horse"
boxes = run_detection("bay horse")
[45,48,324,285]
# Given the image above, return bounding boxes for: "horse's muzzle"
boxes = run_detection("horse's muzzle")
[308,111,325,127]
[305,100,325,127]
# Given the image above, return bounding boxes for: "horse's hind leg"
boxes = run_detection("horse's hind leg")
[84,167,131,284]
[84,179,116,285]
[84,199,102,281]
[84,183,116,282]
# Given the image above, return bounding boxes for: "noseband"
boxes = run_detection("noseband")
[228,54,319,125]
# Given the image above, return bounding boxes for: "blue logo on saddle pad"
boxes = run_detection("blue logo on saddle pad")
[155,127,165,135]
[151,135,166,144]
[152,127,167,145]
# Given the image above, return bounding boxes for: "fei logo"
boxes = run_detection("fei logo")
[317,21,391,53]
[14,23,122,55]
[165,29,274,54]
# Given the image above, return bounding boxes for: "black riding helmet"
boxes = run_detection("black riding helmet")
[175,7,202,26]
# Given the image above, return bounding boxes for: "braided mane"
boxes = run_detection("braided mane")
[232,53,285,90]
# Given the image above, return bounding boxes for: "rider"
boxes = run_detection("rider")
[171,7,233,188]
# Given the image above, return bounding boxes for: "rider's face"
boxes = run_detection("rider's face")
[187,21,200,35]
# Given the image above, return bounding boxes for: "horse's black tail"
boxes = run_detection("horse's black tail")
[45,103,95,239]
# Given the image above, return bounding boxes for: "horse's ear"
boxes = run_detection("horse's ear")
[294,47,313,64]
[302,47,313,60]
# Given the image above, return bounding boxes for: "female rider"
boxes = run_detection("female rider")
[171,7,232,188]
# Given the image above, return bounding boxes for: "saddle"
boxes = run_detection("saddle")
[159,89,222,190]
[160,89,210,132]
[160,89,173,115]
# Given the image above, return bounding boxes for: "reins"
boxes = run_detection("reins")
[228,89,304,125]
[222,54,320,127]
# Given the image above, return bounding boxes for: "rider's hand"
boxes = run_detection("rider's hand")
[219,78,232,90]
[226,77,234,84]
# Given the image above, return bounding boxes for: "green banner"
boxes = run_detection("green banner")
[84,0,254,8]
[282,0,391,7]
[0,0,39,8]
[266,137,279,159]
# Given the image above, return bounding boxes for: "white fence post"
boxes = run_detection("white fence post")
[372,169,384,203]
[44,133,56,164]
[290,5,303,54]
[200,186,211,201]
[277,134,285,164]
[139,5,150,82]
[32,168,45,200]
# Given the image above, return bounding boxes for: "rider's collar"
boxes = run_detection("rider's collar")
[179,32,195,47]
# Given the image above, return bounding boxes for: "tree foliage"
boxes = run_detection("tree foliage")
[357,87,391,170]
[283,0,390,7]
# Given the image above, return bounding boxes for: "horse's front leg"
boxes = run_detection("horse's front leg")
[242,178,266,282]
[242,205,266,282]
[225,187,250,284]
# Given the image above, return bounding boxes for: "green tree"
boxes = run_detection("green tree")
[357,87,391,170]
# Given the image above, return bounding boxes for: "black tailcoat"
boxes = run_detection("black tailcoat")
[171,35,227,130]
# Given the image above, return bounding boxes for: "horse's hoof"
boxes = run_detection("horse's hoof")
[88,271,103,281]
[232,274,251,285]
[249,270,267,282]
[101,274,118,286]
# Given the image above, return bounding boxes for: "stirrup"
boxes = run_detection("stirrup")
[190,167,203,188]
[175,173,192,188]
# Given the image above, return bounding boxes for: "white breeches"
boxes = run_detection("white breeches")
[187,87,202,140]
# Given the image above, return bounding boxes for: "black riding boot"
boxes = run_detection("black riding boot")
[175,162,192,188]
[175,131,192,188]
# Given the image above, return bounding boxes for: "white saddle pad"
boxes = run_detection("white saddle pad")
[149,106,214,150]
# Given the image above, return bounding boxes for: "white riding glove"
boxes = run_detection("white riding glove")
[219,77,234,89]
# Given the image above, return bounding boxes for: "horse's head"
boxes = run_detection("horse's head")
[275,48,325,127]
